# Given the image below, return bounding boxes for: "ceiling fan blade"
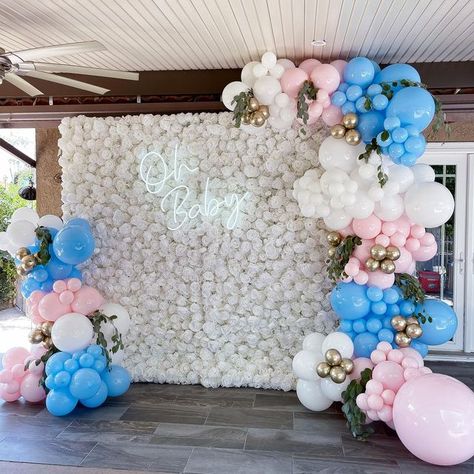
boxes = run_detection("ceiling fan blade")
[19,62,139,81]
[20,70,109,95]
[5,41,105,63]
[4,73,43,96]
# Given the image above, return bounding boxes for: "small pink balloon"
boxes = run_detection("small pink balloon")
[310,64,340,93]
[11,363,25,379]
[5,380,20,394]
[399,347,424,367]
[0,369,13,384]
[38,292,71,322]
[412,242,437,262]
[27,290,46,306]
[401,357,419,369]
[368,394,384,411]
[381,221,397,236]
[390,232,406,247]
[392,215,411,237]
[410,225,426,239]
[316,89,329,103]
[348,257,360,266]
[378,404,393,422]
[353,239,374,262]
[405,237,421,252]
[367,270,395,290]
[298,58,321,75]
[59,290,75,305]
[352,215,382,240]
[67,278,82,292]
[370,350,387,364]
[394,247,413,273]
[404,367,422,381]
[0,389,21,402]
[280,68,309,98]
[354,271,369,285]
[356,393,369,410]
[53,280,67,293]
[71,286,105,315]
[27,360,44,375]
[330,59,347,80]
[30,344,47,359]
[420,232,435,246]
[367,409,380,421]
[382,389,396,405]
[20,373,46,403]
[366,379,384,395]
[322,97,331,108]
[420,366,432,375]
[375,234,391,247]
[373,360,405,392]
[350,357,374,381]
[387,349,404,364]
[321,104,343,126]
[344,262,359,277]
[339,225,354,237]
[306,101,323,124]
[2,347,30,369]
[376,342,393,354]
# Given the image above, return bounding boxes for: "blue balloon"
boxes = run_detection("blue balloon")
[400,152,418,166]
[341,101,356,114]
[45,352,72,376]
[384,116,401,131]
[54,370,71,387]
[370,60,381,74]
[87,344,103,358]
[69,267,83,280]
[353,319,367,334]
[40,278,54,293]
[409,340,429,358]
[80,381,108,408]
[79,353,95,368]
[93,359,107,374]
[354,332,379,358]
[339,320,353,333]
[46,255,72,280]
[367,286,383,302]
[386,303,400,317]
[355,97,369,113]
[400,300,415,316]
[338,82,349,92]
[102,365,131,397]
[417,299,458,345]
[391,127,409,143]
[46,388,78,416]
[376,131,393,147]
[330,282,371,320]
[388,142,404,159]
[378,328,394,343]
[346,85,363,101]
[65,218,92,232]
[64,358,79,373]
[367,84,382,96]
[344,57,375,88]
[366,318,383,334]
[383,316,394,329]
[331,91,347,106]
[383,288,399,305]
[404,135,425,156]
[386,87,435,131]
[53,224,95,265]
[31,267,49,282]
[21,278,41,298]
[371,301,387,315]
[45,374,57,390]
[374,63,421,85]
[357,110,385,143]
[372,94,388,111]
[69,368,102,399]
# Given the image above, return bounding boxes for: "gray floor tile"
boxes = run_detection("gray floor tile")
[36,404,129,421]
[81,442,192,472]
[206,407,293,429]
[172,395,254,408]
[293,455,401,473]
[342,434,417,461]
[0,437,96,465]
[293,412,347,434]
[397,459,474,473]
[254,393,310,412]
[0,400,45,417]
[150,422,247,448]
[245,428,342,456]
[0,414,71,439]
[184,447,293,474]
[121,403,210,425]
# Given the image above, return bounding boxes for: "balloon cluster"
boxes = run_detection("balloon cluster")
[28,321,53,348]
[45,345,130,416]
[390,315,423,348]
[330,112,361,145]
[316,348,354,384]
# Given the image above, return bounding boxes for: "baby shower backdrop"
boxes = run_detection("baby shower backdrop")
[58,113,333,389]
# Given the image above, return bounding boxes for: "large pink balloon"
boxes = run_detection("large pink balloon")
[393,373,474,466]
[321,104,343,126]
[38,292,72,322]
[298,58,321,75]
[1,347,29,370]
[372,360,405,392]
[20,373,46,403]
[367,270,395,290]
[352,215,382,239]
[310,64,340,93]
[0,388,21,402]
[330,59,347,80]
[280,68,309,98]
[349,357,374,380]
[71,286,105,315]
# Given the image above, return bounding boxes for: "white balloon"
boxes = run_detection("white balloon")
[11,207,39,225]
[404,182,454,228]
[268,116,292,130]
[302,332,325,352]
[292,350,324,381]
[318,137,365,172]
[323,209,352,230]
[279,105,296,122]
[0,232,10,251]
[387,164,414,193]
[241,61,259,87]
[51,313,94,353]
[322,332,354,358]
[110,348,125,365]
[253,63,268,78]
[320,376,350,402]
[261,51,277,69]
[6,219,36,247]
[221,81,249,111]
[411,163,435,183]
[368,186,384,202]
[269,63,285,79]
[358,163,376,179]
[275,92,290,108]
[99,302,131,338]
[374,194,404,221]
[296,379,333,411]
[277,58,296,70]
[38,214,64,230]
[344,191,374,219]
[341,193,356,206]
[253,76,282,106]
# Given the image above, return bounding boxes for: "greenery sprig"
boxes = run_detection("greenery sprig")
[394,273,432,324]
[297,80,318,125]
[34,226,53,265]
[341,368,374,440]
[90,310,124,367]
[26,344,59,389]
[231,90,253,128]
[327,235,362,282]
[358,139,388,187]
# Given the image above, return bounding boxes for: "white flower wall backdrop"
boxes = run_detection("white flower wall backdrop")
[58,112,334,390]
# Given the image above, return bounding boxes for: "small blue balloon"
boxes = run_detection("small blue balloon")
[383,316,394,329]
[87,344,103,358]
[102,365,131,397]
[353,332,379,358]
[384,116,401,131]
[376,131,392,147]
[367,84,382,96]
[400,300,415,316]
[388,142,405,159]
[370,60,381,74]
[383,288,399,305]
[417,299,458,346]
[31,267,49,283]
[341,101,356,114]
[357,110,385,143]
[80,381,108,408]
[93,359,107,374]
[46,388,78,416]
[355,97,369,113]
[53,224,95,265]
[28,244,40,254]
[381,146,390,155]
[346,85,363,101]
[367,286,383,302]
[45,352,72,376]
[378,328,394,343]
[40,278,54,293]
[386,303,400,317]
[54,370,71,387]
[366,318,383,334]
[338,82,349,93]
[400,152,418,166]
[344,57,375,88]
[410,340,429,358]
[69,368,102,400]
[46,255,73,280]
[353,319,367,334]
[371,301,387,316]
[330,282,371,320]
[405,124,419,136]
[64,358,79,373]
[404,135,425,156]
[45,374,57,390]
[374,63,421,85]
[372,94,388,111]
[21,278,41,298]
[339,320,353,333]
[72,350,86,361]
[331,91,347,106]
[79,353,95,368]
[392,127,409,143]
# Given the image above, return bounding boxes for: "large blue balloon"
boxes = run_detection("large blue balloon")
[66,218,92,232]
[102,365,131,397]
[46,388,78,416]
[80,381,108,408]
[344,57,375,88]
[353,332,379,358]
[385,87,435,132]
[357,110,385,143]
[374,64,421,85]
[69,368,102,399]
[330,282,371,320]
[45,254,73,280]
[53,224,95,265]
[417,299,458,346]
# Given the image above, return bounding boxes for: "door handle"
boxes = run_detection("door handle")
[455,251,464,274]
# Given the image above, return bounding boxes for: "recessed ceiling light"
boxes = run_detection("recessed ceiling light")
[311,39,327,47]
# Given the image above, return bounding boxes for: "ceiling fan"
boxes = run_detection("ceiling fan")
[0,40,139,96]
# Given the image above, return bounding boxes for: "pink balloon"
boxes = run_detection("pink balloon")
[367,409,379,421]
[306,101,323,124]
[0,369,13,384]
[381,221,397,236]
[71,286,105,315]
[53,280,67,293]
[390,232,406,247]
[410,225,426,239]
[366,379,384,395]
[0,388,21,402]
[339,225,354,237]
[375,234,390,247]
[298,58,321,75]
[280,68,309,98]
[38,292,71,322]
[24,356,44,375]
[59,290,75,305]
[401,357,418,369]
[321,104,343,126]
[370,350,387,364]
[316,89,329,103]
[404,367,422,381]
[382,389,395,405]
[354,271,369,285]
[405,237,421,252]
[67,278,82,292]
[330,59,347,80]
[367,270,395,290]
[373,360,405,392]
[30,344,47,359]
[387,349,404,364]
[356,393,369,410]
[378,404,393,422]
[27,290,46,306]
[420,233,436,246]
[352,215,382,239]
[368,394,384,411]
[310,64,340,93]
[394,247,413,273]
[5,379,20,394]
[392,215,411,237]
[407,260,416,275]
[344,262,359,277]
[399,347,423,367]
[11,363,26,379]
[20,373,46,403]
[393,374,474,466]
[353,239,374,262]
[2,347,29,369]
[412,242,437,262]
[376,341,393,354]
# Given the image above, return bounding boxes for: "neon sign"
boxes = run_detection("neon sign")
[139,146,249,231]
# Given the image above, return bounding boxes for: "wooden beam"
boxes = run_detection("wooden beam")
[0,137,36,167]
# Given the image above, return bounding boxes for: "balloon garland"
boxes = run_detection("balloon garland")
[0,209,131,415]
[224,54,474,466]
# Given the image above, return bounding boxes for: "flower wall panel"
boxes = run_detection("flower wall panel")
[58,112,334,389]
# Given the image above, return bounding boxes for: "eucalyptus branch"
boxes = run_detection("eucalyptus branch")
[90,310,125,367]
[34,226,53,265]
[231,90,253,128]
[358,139,388,187]
[394,273,432,324]
[25,344,59,389]
[296,80,318,125]
[326,235,362,282]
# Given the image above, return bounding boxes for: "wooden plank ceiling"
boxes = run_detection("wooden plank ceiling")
[0,0,472,72]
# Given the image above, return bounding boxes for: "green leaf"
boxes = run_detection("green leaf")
[327,235,362,282]
[231,90,253,128]
[296,80,318,125]
[89,310,125,367]
[381,130,389,141]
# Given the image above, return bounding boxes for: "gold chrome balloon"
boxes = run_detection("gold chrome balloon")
[17,266,28,277]
[370,244,387,261]
[345,129,361,146]
[316,361,331,378]
[249,97,260,112]
[327,231,342,246]
[328,247,336,257]
[406,316,419,326]
[42,337,53,349]
[329,365,347,384]
[386,246,400,261]
[325,348,342,366]
[29,329,44,344]
[259,105,270,119]
[342,113,358,129]
[406,323,423,339]
[242,112,251,125]
[21,254,37,270]
[395,332,412,348]
[252,112,265,127]
[41,321,53,338]
[340,358,354,374]
[380,259,396,274]
[330,124,346,139]
[16,247,31,260]
[391,316,407,332]
[365,258,380,272]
